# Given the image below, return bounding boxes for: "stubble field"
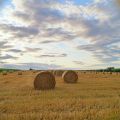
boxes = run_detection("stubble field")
[0,71,120,120]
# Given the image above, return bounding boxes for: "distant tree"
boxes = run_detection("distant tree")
[29,68,33,70]
[106,67,115,72]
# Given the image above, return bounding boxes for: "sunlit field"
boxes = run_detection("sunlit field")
[0,71,120,120]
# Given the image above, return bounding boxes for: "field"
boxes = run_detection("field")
[0,71,120,120]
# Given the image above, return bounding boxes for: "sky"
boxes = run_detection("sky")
[0,0,120,70]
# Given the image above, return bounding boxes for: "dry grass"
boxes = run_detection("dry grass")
[0,71,120,120]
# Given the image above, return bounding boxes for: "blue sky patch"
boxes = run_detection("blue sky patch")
[71,0,93,5]
[0,0,12,10]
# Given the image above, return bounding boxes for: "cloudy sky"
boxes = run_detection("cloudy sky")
[0,0,120,70]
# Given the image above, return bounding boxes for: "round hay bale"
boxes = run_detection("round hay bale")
[34,71,56,90]
[18,72,22,75]
[62,71,78,83]
[33,71,36,73]
[117,0,120,6]
[9,71,13,73]
[2,71,7,75]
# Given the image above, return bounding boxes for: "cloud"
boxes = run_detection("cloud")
[0,62,64,70]
[77,42,120,62]
[38,53,67,58]
[43,27,76,41]
[75,1,120,63]
[0,41,11,48]
[0,54,18,60]
[10,0,65,27]
[8,49,23,53]
[40,40,57,44]
[0,61,7,64]
[13,11,30,21]
[0,41,13,52]
[0,0,120,69]
[25,47,42,52]
[0,23,39,38]
[73,61,85,65]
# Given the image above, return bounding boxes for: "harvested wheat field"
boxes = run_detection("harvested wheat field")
[0,71,120,120]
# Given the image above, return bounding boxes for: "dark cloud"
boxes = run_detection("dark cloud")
[8,49,23,53]
[43,27,76,41]
[0,41,7,47]
[13,11,30,21]
[0,24,39,38]
[25,47,42,52]
[77,42,120,62]
[0,41,12,48]
[24,0,64,23]
[38,53,67,58]
[0,41,13,51]
[40,40,56,44]
[0,54,18,60]
[0,61,7,64]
